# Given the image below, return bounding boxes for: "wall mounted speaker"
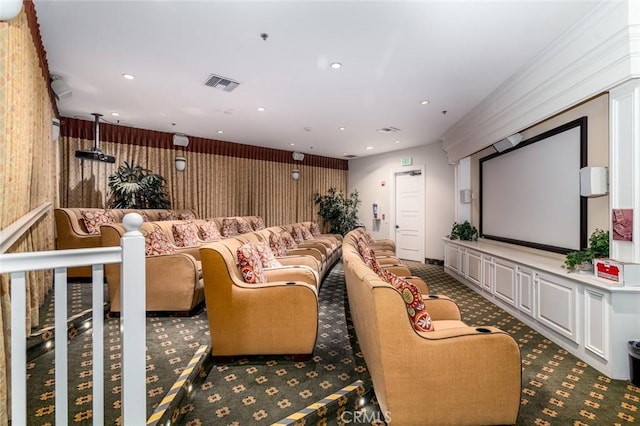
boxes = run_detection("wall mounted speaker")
[459,189,472,204]
[292,151,304,161]
[493,133,523,153]
[580,166,608,197]
[51,76,72,101]
[173,134,189,147]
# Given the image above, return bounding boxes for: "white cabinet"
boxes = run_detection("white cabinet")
[442,238,640,380]
[518,267,535,318]
[494,259,517,307]
[466,249,482,287]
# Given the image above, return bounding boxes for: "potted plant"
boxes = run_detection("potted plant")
[448,221,479,241]
[313,187,361,236]
[563,229,609,272]
[107,161,171,209]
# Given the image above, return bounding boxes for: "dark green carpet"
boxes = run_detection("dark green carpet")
[25,261,639,425]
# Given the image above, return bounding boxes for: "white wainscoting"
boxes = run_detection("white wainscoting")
[443,238,640,380]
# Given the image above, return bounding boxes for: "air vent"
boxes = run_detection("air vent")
[377,126,401,134]
[344,154,358,158]
[204,74,240,92]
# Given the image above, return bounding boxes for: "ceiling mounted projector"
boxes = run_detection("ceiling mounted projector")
[75,113,116,163]
[50,75,72,101]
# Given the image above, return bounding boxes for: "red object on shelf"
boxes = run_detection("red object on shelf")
[595,259,621,282]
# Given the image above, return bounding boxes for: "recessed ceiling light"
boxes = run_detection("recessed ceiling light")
[111,112,119,117]
[217,130,224,134]
[395,140,400,144]
[420,100,430,105]
[257,107,265,112]
[122,73,135,80]
[366,146,373,150]
[339,127,346,131]
[290,143,295,146]
[330,62,342,69]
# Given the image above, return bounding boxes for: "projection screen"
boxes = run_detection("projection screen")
[480,117,587,253]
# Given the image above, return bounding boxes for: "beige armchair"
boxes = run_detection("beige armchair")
[343,230,521,425]
[100,222,204,314]
[199,240,319,360]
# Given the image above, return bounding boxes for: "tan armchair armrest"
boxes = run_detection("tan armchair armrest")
[264,266,318,287]
[277,255,321,274]
[405,276,429,295]
[421,295,461,321]
[286,247,325,265]
[383,265,412,276]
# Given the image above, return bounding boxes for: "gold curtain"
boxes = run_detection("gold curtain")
[59,134,348,225]
[0,5,57,424]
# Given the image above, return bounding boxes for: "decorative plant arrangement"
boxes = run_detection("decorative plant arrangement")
[313,187,361,236]
[448,221,479,241]
[563,228,609,272]
[107,161,171,209]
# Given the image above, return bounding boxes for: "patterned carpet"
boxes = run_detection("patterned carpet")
[25,260,639,425]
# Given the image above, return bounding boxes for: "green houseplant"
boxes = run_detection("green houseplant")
[313,187,361,236]
[448,221,479,241]
[563,229,609,272]
[107,161,171,209]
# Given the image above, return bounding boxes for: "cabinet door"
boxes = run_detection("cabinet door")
[466,250,482,287]
[494,259,517,307]
[584,288,609,360]
[537,273,578,343]
[518,267,535,318]
[445,243,459,273]
[482,256,494,292]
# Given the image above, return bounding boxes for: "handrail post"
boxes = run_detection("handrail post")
[119,213,146,424]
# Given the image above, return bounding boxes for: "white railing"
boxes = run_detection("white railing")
[0,213,147,425]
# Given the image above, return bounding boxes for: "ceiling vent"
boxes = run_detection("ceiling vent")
[377,126,401,134]
[343,154,358,158]
[204,74,240,92]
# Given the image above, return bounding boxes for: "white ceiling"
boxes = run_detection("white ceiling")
[34,0,604,160]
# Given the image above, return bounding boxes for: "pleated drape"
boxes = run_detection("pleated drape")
[59,122,348,226]
[0,6,57,424]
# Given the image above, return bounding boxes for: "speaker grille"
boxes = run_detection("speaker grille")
[204,74,240,92]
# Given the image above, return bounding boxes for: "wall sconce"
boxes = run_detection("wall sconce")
[175,156,186,171]
[291,169,300,180]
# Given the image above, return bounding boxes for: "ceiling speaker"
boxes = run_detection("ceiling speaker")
[50,76,72,101]
[173,134,189,147]
[493,133,523,153]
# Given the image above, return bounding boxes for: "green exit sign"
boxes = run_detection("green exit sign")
[400,156,413,166]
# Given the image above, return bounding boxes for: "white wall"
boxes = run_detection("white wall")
[348,143,454,261]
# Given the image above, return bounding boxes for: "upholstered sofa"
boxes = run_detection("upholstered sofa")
[199,239,319,359]
[342,230,521,425]
[54,207,198,277]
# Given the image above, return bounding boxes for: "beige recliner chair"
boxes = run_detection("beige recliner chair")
[199,240,319,360]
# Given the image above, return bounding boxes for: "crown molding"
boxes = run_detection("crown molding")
[442,0,639,163]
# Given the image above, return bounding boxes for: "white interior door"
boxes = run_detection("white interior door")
[394,169,425,262]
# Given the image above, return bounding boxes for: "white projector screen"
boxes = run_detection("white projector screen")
[480,117,587,253]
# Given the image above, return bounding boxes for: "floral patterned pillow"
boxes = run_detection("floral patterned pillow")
[237,218,253,234]
[280,230,297,249]
[309,222,321,237]
[301,226,313,240]
[221,218,240,237]
[399,281,434,332]
[268,232,288,257]
[363,230,375,244]
[236,243,267,284]
[179,211,196,220]
[254,242,282,268]
[172,222,200,247]
[199,220,221,242]
[81,210,114,234]
[291,226,305,244]
[143,225,176,256]
[251,217,265,230]
[158,211,179,221]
